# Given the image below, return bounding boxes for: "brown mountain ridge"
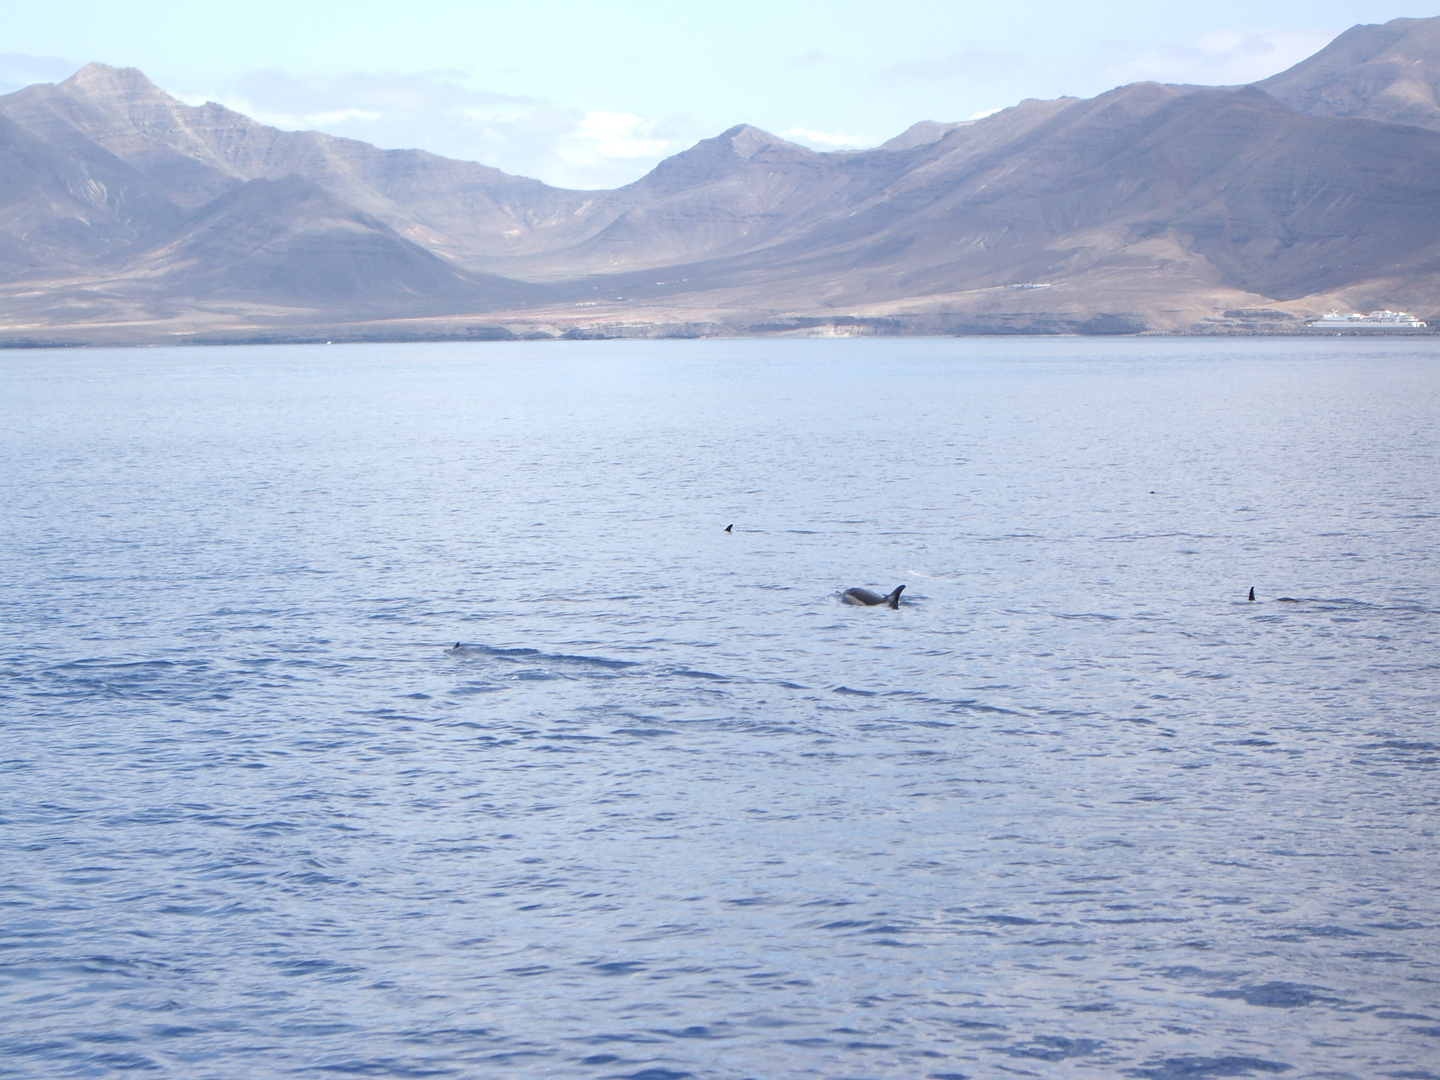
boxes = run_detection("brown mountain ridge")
[2,17,1439,344]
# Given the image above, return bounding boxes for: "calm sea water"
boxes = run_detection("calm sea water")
[2,338,1438,1080]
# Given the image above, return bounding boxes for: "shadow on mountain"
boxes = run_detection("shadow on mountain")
[119,174,539,313]
[0,112,181,280]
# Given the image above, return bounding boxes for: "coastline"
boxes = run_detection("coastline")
[3,314,1434,349]
[4,276,1432,349]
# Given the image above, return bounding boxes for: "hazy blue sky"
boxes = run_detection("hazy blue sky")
[1,1,1425,187]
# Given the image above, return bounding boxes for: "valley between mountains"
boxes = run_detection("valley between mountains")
[4,16,1440,343]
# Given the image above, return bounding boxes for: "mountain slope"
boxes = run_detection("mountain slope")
[119,174,531,310]
[3,18,1439,342]
[0,111,181,280]
[1256,16,1440,130]
[842,83,1440,301]
[501,99,1080,279]
[558,81,1440,313]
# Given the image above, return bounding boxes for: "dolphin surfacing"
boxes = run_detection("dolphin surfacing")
[842,585,905,609]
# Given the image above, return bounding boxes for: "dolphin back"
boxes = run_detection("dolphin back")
[842,585,906,607]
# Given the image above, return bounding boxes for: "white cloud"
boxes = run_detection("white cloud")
[1096,28,1337,88]
[180,69,695,189]
[560,111,677,160]
[878,49,1031,87]
[0,53,78,95]
[552,111,689,188]
[870,27,1338,115]
[780,127,871,149]
[787,50,843,68]
[278,108,383,126]
[7,28,1336,194]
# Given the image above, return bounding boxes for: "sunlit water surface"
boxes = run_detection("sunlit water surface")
[2,338,1438,1080]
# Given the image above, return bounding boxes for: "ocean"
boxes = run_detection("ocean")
[2,337,1437,1079]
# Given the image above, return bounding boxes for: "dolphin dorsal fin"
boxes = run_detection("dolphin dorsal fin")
[885,585,905,609]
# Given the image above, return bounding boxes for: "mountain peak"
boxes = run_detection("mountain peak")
[63,62,166,98]
[716,124,798,159]
[1257,14,1440,130]
[880,120,970,152]
[630,124,817,194]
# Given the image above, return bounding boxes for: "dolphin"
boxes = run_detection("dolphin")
[842,585,905,609]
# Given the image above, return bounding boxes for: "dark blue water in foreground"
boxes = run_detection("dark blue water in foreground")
[2,338,1438,1079]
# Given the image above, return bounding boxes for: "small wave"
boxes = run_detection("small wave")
[1204,981,1342,1008]
[880,689,1025,716]
[665,668,729,682]
[899,569,963,582]
[1359,739,1439,752]
[1272,596,1390,610]
[447,643,639,669]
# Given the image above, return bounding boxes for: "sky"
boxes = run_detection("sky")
[0,1,1427,188]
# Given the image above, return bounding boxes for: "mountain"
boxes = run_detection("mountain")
[497,98,1080,280]
[516,79,1440,321]
[2,17,1439,344]
[703,82,1440,305]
